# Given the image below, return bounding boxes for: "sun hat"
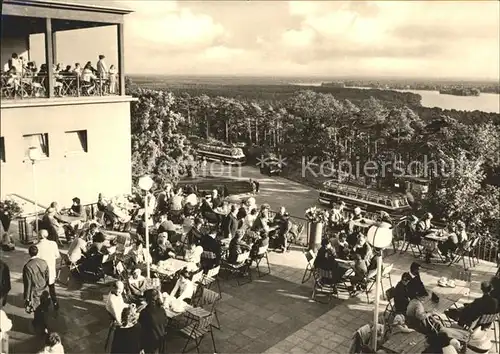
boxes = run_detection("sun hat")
[438,277,449,287]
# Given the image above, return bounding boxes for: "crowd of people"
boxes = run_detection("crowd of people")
[2,52,118,98]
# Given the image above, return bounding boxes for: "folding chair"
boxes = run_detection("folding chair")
[179,312,217,353]
[452,269,472,301]
[403,239,424,258]
[221,251,252,286]
[311,268,337,304]
[468,237,480,268]
[193,288,221,330]
[190,269,205,302]
[198,265,222,299]
[449,239,473,270]
[465,313,499,353]
[384,287,397,324]
[252,245,271,277]
[366,264,393,303]
[301,249,316,284]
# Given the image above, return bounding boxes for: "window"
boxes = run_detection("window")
[23,133,49,158]
[65,130,88,153]
[0,137,5,162]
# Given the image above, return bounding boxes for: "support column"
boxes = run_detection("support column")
[52,31,57,64]
[44,18,54,98]
[117,23,125,95]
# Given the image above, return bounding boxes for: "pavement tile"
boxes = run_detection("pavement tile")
[267,312,290,324]
[241,327,267,340]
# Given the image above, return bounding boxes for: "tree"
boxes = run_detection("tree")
[130,89,193,189]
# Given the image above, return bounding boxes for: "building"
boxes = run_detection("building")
[1,0,136,209]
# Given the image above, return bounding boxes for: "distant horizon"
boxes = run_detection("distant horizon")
[127,73,500,84]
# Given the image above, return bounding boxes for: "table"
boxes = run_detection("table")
[337,258,355,269]
[152,258,189,277]
[382,331,427,353]
[425,291,462,314]
[351,219,377,228]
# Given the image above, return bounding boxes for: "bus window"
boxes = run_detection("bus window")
[393,200,400,208]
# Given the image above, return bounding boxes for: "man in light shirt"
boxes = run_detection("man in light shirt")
[106,280,133,324]
[128,269,146,303]
[96,54,108,79]
[36,230,60,310]
[67,231,87,264]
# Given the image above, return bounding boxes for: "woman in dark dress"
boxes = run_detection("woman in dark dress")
[138,289,168,354]
[110,307,142,354]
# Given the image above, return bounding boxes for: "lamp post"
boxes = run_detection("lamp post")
[138,175,154,279]
[366,222,393,352]
[28,147,41,236]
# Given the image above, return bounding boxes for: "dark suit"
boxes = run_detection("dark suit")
[138,304,168,353]
[393,281,410,313]
[200,234,222,271]
[23,257,49,308]
[222,214,238,239]
[0,259,11,306]
[447,294,498,328]
[407,273,426,299]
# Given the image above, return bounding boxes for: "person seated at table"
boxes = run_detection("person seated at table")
[347,231,362,248]
[199,198,219,224]
[67,230,88,265]
[110,307,142,354]
[169,188,184,222]
[423,332,461,354]
[390,313,415,335]
[348,322,386,353]
[151,237,176,264]
[186,217,204,246]
[169,268,196,303]
[407,262,427,300]
[228,230,251,264]
[42,207,66,245]
[331,231,350,260]
[184,238,204,271]
[351,207,363,221]
[437,223,460,261]
[416,212,434,239]
[210,189,222,210]
[243,208,258,231]
[127,269,147,304]
[250,230,269,260]
[67,197,82,217]
[84,222,99,243]
[81,232,111,277]
[329,202,347,232]
[314,238,346,286]
[106,280,135,325]
[200,228,222,271]
[456,221,468,243]
[379,211,393,226]
[394,272,412,314]
[138,289,168,354]
[406,290,437,333]
[350,234,375,290]
[97,193,107,212]
[444,281,498,329]
[157,214,178,235]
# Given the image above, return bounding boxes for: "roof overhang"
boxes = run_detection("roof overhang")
[2,0,133,27]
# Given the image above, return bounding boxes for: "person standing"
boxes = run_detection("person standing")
[138,289,168,354]
[23,245,49,313]
[36,230,60,310]
[0,259,11,306]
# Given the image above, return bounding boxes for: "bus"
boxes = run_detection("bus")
[196,144,246,165]
[318,180,412,218]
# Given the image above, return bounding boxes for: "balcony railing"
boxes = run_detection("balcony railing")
[1,71,120,100]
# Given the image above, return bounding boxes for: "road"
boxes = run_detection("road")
[203,164,321,219]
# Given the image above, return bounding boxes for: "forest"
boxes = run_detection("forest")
[126,78,500,235]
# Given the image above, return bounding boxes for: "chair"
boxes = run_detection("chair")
[465,313,499,353]
[301,250,316,284]
[449,239,474,270]
[221,251,252,286]
[252,244,271,277]
[104,311,118,352]
[366,264,393,303]
[403,237,424,258]
[194,288,221,330]
[199,266,222,299]
[311,268,338,304]
[384,287,397,324]
[179,312,217,353]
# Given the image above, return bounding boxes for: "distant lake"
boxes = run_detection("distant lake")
[292,82,500,113]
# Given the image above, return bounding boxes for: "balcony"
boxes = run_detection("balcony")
[1,0,132,104]
[1,71,120,100]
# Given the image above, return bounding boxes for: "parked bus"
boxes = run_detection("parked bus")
[318,180,412,218]
[196,144,246,165]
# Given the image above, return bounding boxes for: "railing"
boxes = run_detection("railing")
[1,71,120,100]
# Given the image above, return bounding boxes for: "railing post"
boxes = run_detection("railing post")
[44,18,54,98]
[77,75,80,97]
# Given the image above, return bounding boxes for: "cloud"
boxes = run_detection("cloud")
[124,1,226,51]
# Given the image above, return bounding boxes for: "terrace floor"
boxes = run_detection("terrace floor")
[2,239,498,354]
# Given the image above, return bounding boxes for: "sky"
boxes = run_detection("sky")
[28,0,500,80]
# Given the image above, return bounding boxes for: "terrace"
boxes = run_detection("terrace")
[1,0,131,103]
